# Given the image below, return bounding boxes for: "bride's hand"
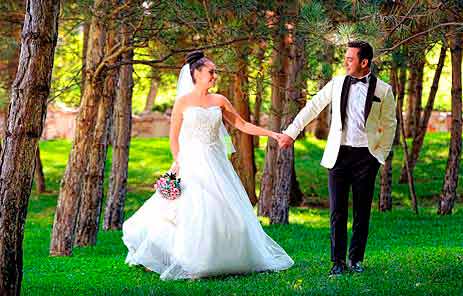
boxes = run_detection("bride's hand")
[169,160,180,175]
[270,132,283,142]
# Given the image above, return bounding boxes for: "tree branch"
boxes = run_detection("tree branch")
[110,37,249,69]
[381,1,419,42]
[378,22,463,55]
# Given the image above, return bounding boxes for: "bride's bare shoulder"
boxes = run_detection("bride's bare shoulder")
[209,93,229,107]
[177,93,194,103]
[174,94,193,109]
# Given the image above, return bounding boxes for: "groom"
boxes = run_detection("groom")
[278,41,397,276]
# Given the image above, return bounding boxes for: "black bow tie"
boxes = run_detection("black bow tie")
[351,76,368,84]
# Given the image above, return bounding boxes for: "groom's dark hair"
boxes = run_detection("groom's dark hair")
[347,41,373,67]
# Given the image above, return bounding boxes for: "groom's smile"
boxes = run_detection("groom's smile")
[344,47,370,78]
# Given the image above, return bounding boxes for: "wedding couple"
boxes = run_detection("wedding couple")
[122,41,397,280]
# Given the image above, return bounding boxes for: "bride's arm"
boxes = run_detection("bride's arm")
[219,95,281,141]
[169,100,183,170]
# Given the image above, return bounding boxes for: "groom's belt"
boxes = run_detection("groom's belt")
[339,145,369,152]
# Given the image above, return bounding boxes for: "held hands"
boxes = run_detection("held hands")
[277,133,294,149]
[270,132,294,149]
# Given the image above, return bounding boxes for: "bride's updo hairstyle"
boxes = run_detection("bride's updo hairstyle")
[186,50,210,83]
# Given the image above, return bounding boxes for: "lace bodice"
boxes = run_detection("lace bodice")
[180,106,223,145]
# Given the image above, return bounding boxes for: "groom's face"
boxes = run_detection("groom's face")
[344,47,368,77]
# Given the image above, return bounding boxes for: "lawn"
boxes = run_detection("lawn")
[22,133,463,295]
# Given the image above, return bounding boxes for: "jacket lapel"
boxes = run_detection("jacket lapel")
[364,74,377,126]
[340,76,352,130]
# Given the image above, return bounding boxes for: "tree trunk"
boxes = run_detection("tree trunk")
[397,80,419,215]
[143,73,159,112]
[230,44,257,205]
[413,56,425,135]
[253,40,267,148]
[103,20,134,231]
[399,44,447,183]
[50,0,107,256]
[379,66,397,212]
[314,45,334,140]
[288,39,306,208]
[314,107,330,139]
[81,22,90,100]
[74,22,119,246]
[0,1,59,294]
[34,146,46,193]
[405,51,425,140]
[379,151,393,211]
[258,14,287,217]
[379,61,406,212]
[270,0,300,224]
[217,75,232,101]
[9,12,47,195]
[438,28,462,215]
[289,159,304,206]
[404,62,417,138]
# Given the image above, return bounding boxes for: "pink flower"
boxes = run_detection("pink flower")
[156,171,182,200]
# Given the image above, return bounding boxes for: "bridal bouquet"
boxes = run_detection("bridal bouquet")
[155,172,182,200]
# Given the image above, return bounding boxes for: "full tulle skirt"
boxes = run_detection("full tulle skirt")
[122,140,294,280]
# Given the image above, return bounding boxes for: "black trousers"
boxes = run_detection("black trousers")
[328,145,380,263]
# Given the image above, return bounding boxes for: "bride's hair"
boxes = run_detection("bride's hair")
[185,50,209,83]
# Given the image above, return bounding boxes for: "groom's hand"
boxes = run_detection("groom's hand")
[278,134,294,149]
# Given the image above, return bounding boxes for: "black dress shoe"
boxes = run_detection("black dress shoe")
[348,260,365,273]
[329,262,347,277]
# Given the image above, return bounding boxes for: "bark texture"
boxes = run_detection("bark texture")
[50,0,107,256]
[103,20,134,231]
[74,14,120,246]
[34,146,46,193]
[379,63,405,212]
[314,46,334,140]
[230,44,257,205]
[0,0,60,294]
[258,8,287,217]
[143,73,159,112]
[270,0,300,224]
[399,45,447,183]
[253,41,267,148]
[438,28,462,215]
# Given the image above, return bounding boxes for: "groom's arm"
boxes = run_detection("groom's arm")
[283,79,335,140]
[377,86,397,156]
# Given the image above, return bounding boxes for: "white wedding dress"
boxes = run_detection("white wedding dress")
[122,106,294,280]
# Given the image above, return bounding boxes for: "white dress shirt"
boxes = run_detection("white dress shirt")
[282,74,397,168]
[340,72,371,147]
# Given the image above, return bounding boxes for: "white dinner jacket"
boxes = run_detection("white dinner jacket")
[283,75,397,169]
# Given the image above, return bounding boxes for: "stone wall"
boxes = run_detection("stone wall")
[131,111,171,138]
[0,106,453,140]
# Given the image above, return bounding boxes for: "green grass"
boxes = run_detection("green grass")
[280,132,463,207]
[22,133,463,295]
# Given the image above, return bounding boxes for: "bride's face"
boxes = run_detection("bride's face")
[194,61,217,89]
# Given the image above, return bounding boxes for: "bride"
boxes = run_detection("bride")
[122,51,294,280]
